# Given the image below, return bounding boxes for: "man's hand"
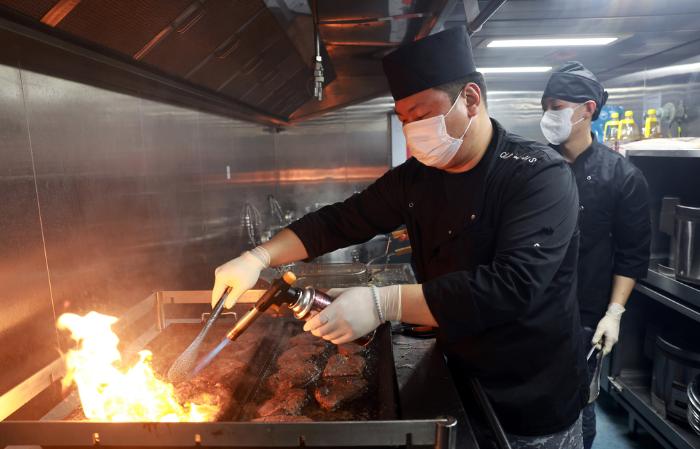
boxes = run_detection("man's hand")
[303,285,401,344]
[211,247,270,309]
[592,303,625,355]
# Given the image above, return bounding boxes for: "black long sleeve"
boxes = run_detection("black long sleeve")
[612,162,651,279]
[422,160,579,339]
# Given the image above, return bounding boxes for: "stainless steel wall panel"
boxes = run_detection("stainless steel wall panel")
[0,61,391,398]
[487,91,546,141]
[0,64,57,395]
[21,72,163,320]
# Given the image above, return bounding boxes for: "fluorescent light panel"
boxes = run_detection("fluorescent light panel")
[488,37,618,48]
[478,66,552,74]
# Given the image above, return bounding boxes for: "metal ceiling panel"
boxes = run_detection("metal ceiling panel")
[56,0,192,56]
[186,9,282,91]
[1,0,698,124]
[140,0,264,77]
[0,0,55,20]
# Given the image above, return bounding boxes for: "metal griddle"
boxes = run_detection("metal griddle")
[0,289,457,449]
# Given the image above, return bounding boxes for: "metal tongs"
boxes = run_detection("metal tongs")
[587,342,606,404]
[166,286,232,383]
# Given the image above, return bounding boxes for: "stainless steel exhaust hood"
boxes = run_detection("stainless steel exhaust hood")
[0,0,456,125]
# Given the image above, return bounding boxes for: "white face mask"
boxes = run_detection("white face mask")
[403,94,472,169]
[540,103,586,145]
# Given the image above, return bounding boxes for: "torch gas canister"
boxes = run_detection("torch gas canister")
[284,283,375,346]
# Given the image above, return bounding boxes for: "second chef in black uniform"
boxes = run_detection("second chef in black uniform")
[211,27,588,448]
[540,62,652,449]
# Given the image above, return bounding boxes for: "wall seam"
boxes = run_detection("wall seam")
[17,65,60,345]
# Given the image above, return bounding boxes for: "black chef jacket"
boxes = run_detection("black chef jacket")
[553,137,651,328]
[288,120,589,436]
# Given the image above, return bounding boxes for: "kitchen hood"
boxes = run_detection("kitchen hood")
[0,0,457,125]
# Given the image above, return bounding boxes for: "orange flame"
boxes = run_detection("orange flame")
[57,312,218,422]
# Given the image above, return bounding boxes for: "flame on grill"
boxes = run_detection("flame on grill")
[57,312,219,422]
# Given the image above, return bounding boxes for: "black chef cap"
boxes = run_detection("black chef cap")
[382,26,478,101]
[542,61,609,120]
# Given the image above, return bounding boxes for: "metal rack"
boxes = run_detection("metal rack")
[602,267,700,449]
[626,149,700,158]
[609,373,700,449]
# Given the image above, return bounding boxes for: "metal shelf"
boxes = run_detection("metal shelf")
[625,149,700,158]
[636,266,700,324]
[610,374,700,449]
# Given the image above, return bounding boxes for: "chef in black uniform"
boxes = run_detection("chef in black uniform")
[212,27,588,448]
[540,62,651,449]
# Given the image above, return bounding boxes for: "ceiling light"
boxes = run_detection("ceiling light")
[487,37,618,48]
[478,66,552,74]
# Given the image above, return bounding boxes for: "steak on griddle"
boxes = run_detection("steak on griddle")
[337,343,365,356]
[322,353,366,378]
[314,377,368,411]
[257,388,308,417]
[266,359,321,392]
[289,332,325,347]
[276,344,325,367]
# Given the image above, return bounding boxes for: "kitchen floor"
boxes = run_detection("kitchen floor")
[593,392,664,449]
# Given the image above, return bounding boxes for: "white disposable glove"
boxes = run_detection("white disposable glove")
[211,247,270,309]
[592,303,625,355]
[303,285,401,345]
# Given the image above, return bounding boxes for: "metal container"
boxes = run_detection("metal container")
[286,286,374,346]
[675,205,700,285]
[651,332,700,423]
[689,374,700,435]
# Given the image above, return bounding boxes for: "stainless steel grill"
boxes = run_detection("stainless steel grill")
[0,288,457,449]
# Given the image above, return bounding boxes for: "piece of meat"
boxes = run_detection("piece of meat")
[289,332,325,347]
[195,356,246,381]
[322,354,366,378]
[337,343,365,356]
[257,388,308,417]
[314,377,368,411]
[266,360,321,392]
[252,415,313,422]
[277,344,325,367]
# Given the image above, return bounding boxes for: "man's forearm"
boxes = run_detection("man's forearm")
[260,228,309,266]
[399,284,438,327]
[610,274,636,307]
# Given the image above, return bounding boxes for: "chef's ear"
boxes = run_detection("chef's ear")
[584,100,597,119]
[462,82,482,116]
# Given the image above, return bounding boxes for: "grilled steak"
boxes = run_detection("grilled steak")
[289,332,326,347]
[251,414,313,422]
[266,359,322,392]
[277,344,325,367]
[314,377,368,411]
[322,354,366,378]
[257,388,308,417]
[337,343,365,356]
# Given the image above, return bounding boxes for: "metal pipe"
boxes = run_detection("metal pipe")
[434,417,458,449]
[469,377,512,449]
[467,0,507,35]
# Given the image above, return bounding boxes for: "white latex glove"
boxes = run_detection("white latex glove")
[211,247,270,309]
[592,303,625,355]
[303,285,401,345]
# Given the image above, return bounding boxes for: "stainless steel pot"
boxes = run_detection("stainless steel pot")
[651,332,700,423]
[674,205,700,285]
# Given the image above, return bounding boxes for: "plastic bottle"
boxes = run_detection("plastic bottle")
[618,110,640,143]
[643,108,662,139]
[603,112,620,146]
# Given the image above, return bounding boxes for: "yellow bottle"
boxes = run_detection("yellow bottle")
[618,110,640,143]
[643,108,662,139]
[603,112,620,146]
